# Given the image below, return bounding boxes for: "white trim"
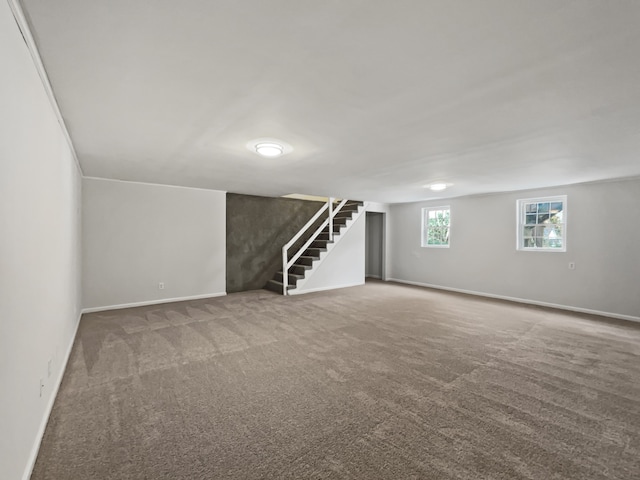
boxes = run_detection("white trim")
[387,278,640,323]
[287,281,365,295]
[22,311,82,480]
[7,0,83,176]
[82,292,227,314]
[82,176,227,193]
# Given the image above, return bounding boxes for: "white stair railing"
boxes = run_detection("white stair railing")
[281,198,349,295]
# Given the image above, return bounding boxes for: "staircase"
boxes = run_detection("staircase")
[265,199,364,295]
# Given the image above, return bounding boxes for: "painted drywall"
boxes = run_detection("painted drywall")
[226,194,322,293]
[0,2,82,479]
[292,211,366,294]
[389,178,640,320]
[366,212,384,278]
[82,178,226,310]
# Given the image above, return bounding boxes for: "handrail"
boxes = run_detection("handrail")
[288,199,348,270]
[283,202,328,251]
[281,198,352,295]
[287,218,329,270]
[333,198,349,217]
[328,197,333,242]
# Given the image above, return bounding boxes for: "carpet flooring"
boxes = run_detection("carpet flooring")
[32,281,640,479]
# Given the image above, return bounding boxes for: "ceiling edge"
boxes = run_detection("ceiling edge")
[8,0,83,175]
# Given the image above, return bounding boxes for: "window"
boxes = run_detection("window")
[517,195,566,252]
[422,206,450,247]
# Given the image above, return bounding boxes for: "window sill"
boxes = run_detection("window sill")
[517,247,566,253]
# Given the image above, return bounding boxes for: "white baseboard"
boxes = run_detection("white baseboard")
[82,292,227,314]
[289,281,365,295]
[387,278,640,323]
[22,311,82,480]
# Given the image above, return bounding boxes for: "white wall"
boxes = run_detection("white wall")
[82,178,226,310]
[389,178,640,320]
[291,211,366,294]
[0,2,83,479]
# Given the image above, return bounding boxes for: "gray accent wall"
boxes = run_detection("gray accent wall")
[226,194,323,293]
[389,178,640,320]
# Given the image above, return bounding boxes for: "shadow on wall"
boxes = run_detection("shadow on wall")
[226,193,322,293]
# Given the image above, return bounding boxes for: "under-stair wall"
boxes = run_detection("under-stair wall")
[226,193,323,292]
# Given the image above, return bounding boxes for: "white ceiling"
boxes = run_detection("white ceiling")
[22,0,640,203]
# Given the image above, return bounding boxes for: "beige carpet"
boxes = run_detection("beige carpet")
[32,281,640,479]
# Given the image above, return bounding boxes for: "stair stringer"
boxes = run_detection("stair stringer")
[288,202,368,295]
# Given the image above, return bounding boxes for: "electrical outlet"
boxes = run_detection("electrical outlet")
[568,262,576,270]
[158,282,165,290]
[39,379,44,398]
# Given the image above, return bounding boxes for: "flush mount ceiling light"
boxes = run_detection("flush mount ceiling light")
[246,138,293,158]
[255,142,283,157]
[423,182,451,191]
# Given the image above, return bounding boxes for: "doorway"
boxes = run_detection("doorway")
[365,212,385,280]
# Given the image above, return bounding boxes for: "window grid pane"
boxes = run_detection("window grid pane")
[518,197,566,251]
[422,207,450,247]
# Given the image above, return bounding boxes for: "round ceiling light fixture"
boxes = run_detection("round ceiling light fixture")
[429,183,448,191]
[246,138,293,158]
[255,142,284,157]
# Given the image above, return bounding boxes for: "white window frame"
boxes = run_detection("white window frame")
[421,206,450,248]
[516,195,567,252]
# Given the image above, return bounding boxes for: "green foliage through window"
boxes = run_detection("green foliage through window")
[422,207,450,247]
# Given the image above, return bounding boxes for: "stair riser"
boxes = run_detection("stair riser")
[322,225,344,234]
[304,248,325,257]
[297,257,315,266]
[291,265,310,276]
[310,240,330,249]
[334,211,356,218]
[265,280,291,294]
[274,272,302,285]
